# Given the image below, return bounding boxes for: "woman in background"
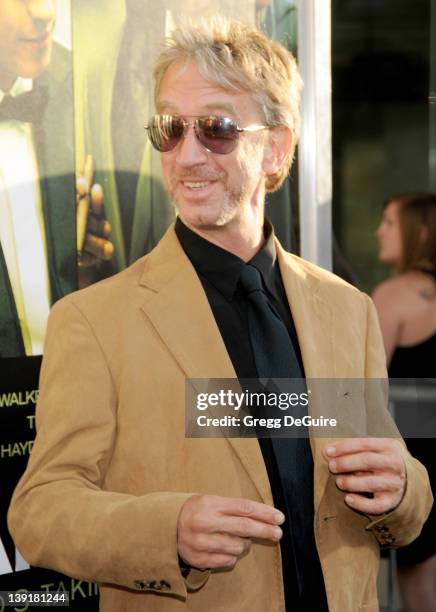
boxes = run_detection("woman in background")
[373,192,436,612]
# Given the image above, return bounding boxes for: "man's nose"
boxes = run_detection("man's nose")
[175,125,209,167]
[27,0,56,28]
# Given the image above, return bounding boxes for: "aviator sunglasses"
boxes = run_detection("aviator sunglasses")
[144,114,269,155]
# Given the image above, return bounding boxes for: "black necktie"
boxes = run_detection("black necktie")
[239,263,327,611]
[0,87,48,123]
[239,264,301,380]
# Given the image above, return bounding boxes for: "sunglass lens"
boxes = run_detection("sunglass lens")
[197,116,239,154]
[148,115,184,152]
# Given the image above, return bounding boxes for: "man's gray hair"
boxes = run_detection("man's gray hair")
[153,16,303,192]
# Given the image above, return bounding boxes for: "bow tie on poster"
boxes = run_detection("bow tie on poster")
[0,87,49,123]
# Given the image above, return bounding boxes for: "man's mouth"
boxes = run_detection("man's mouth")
[182,181,213,189]
[20,32,51,45]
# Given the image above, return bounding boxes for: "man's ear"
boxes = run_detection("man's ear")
[262,126,293,175]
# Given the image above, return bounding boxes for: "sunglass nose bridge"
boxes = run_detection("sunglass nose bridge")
[158,116,208,152]
[175,120,211,158]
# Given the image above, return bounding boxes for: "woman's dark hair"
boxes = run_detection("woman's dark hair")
[384,192,436,272]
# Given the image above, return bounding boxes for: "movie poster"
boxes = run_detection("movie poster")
[0,1,100,605]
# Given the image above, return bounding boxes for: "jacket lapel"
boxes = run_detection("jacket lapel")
[276,243,335,505]
[276,244,335,378]
[138,227,272,503]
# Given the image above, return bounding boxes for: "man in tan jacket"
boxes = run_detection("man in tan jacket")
[8,17,432,612]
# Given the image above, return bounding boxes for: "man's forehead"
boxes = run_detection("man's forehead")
[157,60,230,96]
[156,60,256,118]
[156,98,238,115]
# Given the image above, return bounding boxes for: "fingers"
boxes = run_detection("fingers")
[323,437,402,459]
[218,496,285,525]
[76,175,111,264]
[328,451,401,474]
[76,181,105,215]
[90,184,104,216]
[343,491,404,515]
[181,552,241,570]
[76,157,111,267]
[83,234,114,261]
[76,175,89,197]
[178,530,252,570]
[78,184,113,262]
[82,186,113,262]
[336,473,402,494]
[177,495,283,570]
[76,155,95,193]
[322,438,406,514]
[216,515,282,542]
[192,533,251,557]
[323,438,405,476]
[335,472,406,514]
[180,536,251,570]
[189,495,284,541]
[215,535,252,557]
[87,216,111,239]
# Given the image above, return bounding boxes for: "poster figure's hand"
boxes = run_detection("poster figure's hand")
[76,156,114,287]
[177,494,284,570]
[323,438,406,515]
[77,177,113,264]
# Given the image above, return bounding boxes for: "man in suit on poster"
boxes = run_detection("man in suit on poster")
[9,17,432,612]
[0,0,112,358]
[73,0,174,275]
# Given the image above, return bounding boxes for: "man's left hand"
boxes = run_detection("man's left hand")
[323,437,406,515]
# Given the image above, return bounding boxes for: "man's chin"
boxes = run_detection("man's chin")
[174,202,225,229]
[177,211,234,232]
[19,49,52,80]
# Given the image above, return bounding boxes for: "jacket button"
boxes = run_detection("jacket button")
[160,580,171,590]
[134,580,146,590]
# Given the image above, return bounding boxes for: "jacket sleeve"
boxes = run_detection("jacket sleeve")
[7,296,207,598]
[362,294,433,547]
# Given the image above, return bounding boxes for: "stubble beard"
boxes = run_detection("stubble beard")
[170,147,262,229]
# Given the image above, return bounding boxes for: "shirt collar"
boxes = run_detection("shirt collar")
[250,221,278,296]
[175,217,277,300]
[0,78,33,104]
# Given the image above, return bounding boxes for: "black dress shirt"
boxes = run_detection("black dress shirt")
[175,217,328,612]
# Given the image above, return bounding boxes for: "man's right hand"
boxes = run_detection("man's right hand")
[177,495,285,570]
